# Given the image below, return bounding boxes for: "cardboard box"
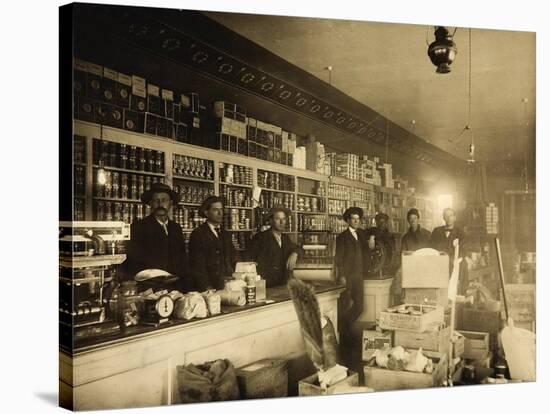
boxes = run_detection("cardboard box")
[363,353,447,390]
[394,324,450,354]
[299,371,358,396]
[362,330,393,361]
[86,62,103,100]
[378,304,444,332]
[457,330,490,360]
[116,73,131,108]
[175,123,188,143]
[75,96,95,122]
[401,252,449,288]
[144,113,157,135]
[236,359,288,399]
[403,288,448,307]
[123,109,144,133]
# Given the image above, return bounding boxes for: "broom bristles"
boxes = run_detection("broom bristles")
[288,278,323,351]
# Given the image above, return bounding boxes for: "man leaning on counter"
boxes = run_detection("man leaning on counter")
[125,182,190,291]
[246,206,303,287]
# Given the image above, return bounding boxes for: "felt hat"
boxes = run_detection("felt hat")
[407,208,420,220]
[140,182,180,204]
[343,207,364,221]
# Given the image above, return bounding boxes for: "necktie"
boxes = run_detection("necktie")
[160,222,168,235]
[214,227,221,238]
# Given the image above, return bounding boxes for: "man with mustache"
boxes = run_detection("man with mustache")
[125,182,190,291]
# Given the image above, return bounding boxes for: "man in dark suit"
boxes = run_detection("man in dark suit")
[335,207,366,344]
[430,207,468,292]
[125,182,190,290]
[246,206,303,288]
[365,212,397,276]
[401,208,432,252]
[189,195,237,291]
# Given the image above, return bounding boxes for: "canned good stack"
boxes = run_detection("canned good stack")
[174,183,215,205]
[172,154,214,180]
[93,139,165,174]
[259,191,294,211]
[230,233,249,251]
[297,213,327,231]
[173,207,205,231]
[258,170,295,191]
[328,199,350,215]
[221,185,252,207]
[328,183,350,200]
[95,172,164,200]
[219,163,253,186]
[224,208,251,230]
[296,195,325,213]
[329,215,348,233]
[95,201,150,223]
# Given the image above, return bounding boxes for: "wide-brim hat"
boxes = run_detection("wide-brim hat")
[199,195,225,218]
[375,212,389,221]
[407,208,420,220]
[343,207,364,221]
[140,182,181,204]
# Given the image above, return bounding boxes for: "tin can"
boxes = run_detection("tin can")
[246,285,256,304]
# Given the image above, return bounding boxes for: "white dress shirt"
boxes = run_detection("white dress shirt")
[348,227,358,241]
[207,221,221,238]
[156,218,169,235]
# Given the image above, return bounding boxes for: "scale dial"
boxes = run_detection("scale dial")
[155,295,174,318]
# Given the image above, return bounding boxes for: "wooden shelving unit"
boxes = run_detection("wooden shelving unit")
[74,120,411,255]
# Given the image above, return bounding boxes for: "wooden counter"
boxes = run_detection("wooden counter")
[59,283,344,411]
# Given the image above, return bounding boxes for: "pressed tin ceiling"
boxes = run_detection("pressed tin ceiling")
[204,11,536,164]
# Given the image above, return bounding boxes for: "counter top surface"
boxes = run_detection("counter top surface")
[65,282,344,356]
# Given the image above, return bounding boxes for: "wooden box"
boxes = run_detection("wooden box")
[503,284,535,322]
[404,288,448,307]
[362,330,393,361]
[236,359,288,399]
[458,330,490,360]
[401,252,449,288]
[379,304,444,333]
[363,353,447,391]
[394,324,450,354]
[299,370,358,396]
[460,308,501,348]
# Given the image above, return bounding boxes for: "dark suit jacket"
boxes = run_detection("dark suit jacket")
[430,225,468,258]
[125,214,189,288]
[246,229,302,288]
[189,222,237,291]
[335,228,365,322]
[401,226,432,252]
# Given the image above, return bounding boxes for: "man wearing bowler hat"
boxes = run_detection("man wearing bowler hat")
[125,182,190,290]
[246,206,303,288]
[189,195,237,291]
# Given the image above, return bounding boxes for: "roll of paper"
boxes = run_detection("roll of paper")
[219,289,246,306]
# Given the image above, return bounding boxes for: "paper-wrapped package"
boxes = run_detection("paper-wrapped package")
[202,290,221,316]
[224,279,247,292]
[219,289,246,306]
[174,292,208,320]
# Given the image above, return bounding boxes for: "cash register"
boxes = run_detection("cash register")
[59,221,130,348]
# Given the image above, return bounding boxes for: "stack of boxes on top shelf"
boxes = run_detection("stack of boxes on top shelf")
[246,116,297,166]
[361,251,468,390]
[213,101,248,156]
[485,203,499,235]
[304,139,330,175]
[73,58,208,145]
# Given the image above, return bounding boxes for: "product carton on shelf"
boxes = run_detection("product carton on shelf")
[457,330,490,360]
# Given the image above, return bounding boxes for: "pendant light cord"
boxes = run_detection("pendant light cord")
[523,99,529,191]
[468,28,474,149]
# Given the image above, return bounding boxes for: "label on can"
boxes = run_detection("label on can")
[246,285,256,304]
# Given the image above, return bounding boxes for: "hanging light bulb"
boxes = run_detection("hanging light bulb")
[97,159,107,185]
[96,124,107,186]
[467,143,475,164]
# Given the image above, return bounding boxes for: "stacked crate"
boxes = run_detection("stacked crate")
[213,101,247,156]
[332,153,359,181]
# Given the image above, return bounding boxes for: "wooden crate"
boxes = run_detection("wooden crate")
[459,308,501,348]
[379,304,444,332]
[401,252,449,288]
[404,288,448,307]
[299,371,359,396]
[394,324,450,354]
[458,330,490,360]
[363,353,447,391]
[236,359,288,399]
[362,330,393,362]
